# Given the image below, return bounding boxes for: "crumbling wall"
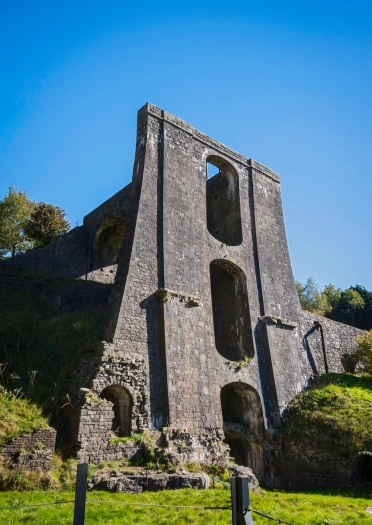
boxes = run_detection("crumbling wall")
[1,428,56,471]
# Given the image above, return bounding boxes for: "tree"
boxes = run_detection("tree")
[24,202,70,248]
[340,288,365,327]
[0,187,35,261]
[295,277,328,314]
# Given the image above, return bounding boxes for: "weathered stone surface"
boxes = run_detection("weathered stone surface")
[229,465,260,491]
[8,104,363,489]
[1,428,56,471]
[88,470,210,492]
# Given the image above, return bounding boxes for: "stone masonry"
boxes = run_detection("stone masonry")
[13,104,363,486]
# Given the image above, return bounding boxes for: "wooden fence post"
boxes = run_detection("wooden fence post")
[231,476,254,525]
[73,463,88,525]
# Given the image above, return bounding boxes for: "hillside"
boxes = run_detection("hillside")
[280,373,372,466]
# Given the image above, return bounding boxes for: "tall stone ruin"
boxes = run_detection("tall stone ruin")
[14,103,361,486]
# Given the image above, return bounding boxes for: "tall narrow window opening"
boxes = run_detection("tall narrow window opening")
[206,155,242,246]
[221,382,265,482]
[210,260,254,361]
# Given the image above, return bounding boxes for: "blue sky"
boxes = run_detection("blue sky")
[1,1,371,290]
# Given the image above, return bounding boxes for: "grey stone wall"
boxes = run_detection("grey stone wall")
[1,428,56,471]
[298,310,363,378]
[10,103,363,488]
[73,105,363,483]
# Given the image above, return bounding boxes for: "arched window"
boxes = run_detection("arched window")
[210,259,254,361]
[100,385,132,437]
[93,215,125,268]
[206,156,242,246]
[220,382,265,481]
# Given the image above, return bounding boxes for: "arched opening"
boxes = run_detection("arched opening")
[210,260,254,361]
[93,215,125,268]
[100,385,132,437]
[206,155,242,246]
[355,453,372,485]
[221,382,265,482]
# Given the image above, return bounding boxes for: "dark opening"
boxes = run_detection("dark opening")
[100,385,132,437]
[221,382,265,481]
[210,259,254,361]
[206,155,242,246]
[356,454,372,485]
[93,215,125,268]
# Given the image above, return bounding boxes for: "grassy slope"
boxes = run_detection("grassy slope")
[0,389,48,447]
[0,264,105,450]
[0,489,371,524]
[280,373,372,461]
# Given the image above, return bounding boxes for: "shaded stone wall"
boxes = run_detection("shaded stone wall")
[1,428,56,471]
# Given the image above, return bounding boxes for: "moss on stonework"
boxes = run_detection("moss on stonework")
[280,373,372,462]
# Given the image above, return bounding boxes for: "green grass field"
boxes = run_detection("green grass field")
[0,488,371,525]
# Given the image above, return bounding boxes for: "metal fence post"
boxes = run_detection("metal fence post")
[231,476,254,525]
[73,463,88,525]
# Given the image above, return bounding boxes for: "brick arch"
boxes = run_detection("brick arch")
[205,154,242,246]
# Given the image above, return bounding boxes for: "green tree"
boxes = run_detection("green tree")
[351,285,372,330]
[340,288,365,326]
[296,277,327,314]
[0,187,35,261]
[24,202,70,248]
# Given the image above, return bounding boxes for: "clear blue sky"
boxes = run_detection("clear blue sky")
[1,1,371,290]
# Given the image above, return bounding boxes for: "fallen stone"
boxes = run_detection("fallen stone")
[88,471,210,493]
[228,464,260,491]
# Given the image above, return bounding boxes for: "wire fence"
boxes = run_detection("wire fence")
[0,464,295,525]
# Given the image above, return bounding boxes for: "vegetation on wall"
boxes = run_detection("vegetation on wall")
[280,373,372,462]
[296,277,372,329]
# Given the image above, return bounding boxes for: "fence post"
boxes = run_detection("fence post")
[73,463,88,525]
[231,476,254,525]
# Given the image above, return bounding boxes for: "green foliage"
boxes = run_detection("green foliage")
[295,277,330,315]
[0,488,372,524]
[296,277,371,329]
[0,187,35,260]
[109,432,145,445]
[226,357,252,371]
[280,373,372,460]
[0,387,48,448]
[354,330,372,374]
[24,202,70,248]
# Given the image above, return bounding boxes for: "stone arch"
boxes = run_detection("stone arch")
[210,259,254,361]
[206,155,242,246]
[99,384,133,437]
[221,382,265,482]
[93,214,125,268]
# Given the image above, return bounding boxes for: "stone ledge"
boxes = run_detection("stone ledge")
[155,288,202,306]
[259,315,297,329]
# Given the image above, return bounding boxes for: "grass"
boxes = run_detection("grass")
[0,388,48,448]
[280,373,372,461]
[0,488,371,524]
